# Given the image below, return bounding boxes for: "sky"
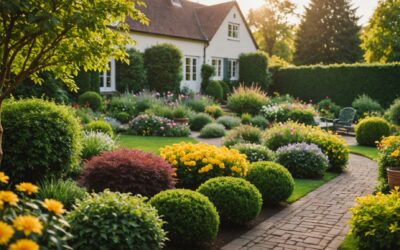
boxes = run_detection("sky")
[193,0,379,26]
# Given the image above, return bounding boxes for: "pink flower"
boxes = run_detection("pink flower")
[160,126,165,131]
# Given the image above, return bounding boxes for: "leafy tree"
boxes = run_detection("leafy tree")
[0,0,148,161]
[248,0,297,62]
[361,0,400,63]
[116,48,147,93]
[294,0,362,65]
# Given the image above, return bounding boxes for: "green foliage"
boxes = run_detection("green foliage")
[288,109,316,125]
[223,125,263,147]
[249,115,269,129]
[84,120,114,137]
[349,189,400,250]
[172,106,191,119]
[146,104,174,119]
[204,105,224,118]
[38,179,87,210]
[205,80,224,102]
[201,64,215,92]
[246,161,294,204]
[232,143,275,163]
[219,80,231,99]
[352,94,384,120]
[116,48,147,92]
[355,117,391,147]
[189,113,214,131]
[129,115,190,137]
[271,63,400,107]
[78,91,103,111]
[81,131,117,160]
[361,0,400,63]
[241,113,253,124]
[1,98,82,183]
[200,123,226,138]
[239,52,271,90]
[149,189,219,245]
[377,136,400,192]
[227,85,268,115]
[318,98,341,119]
[294,0,362,65]
[197,177,262,225]
[387,98,400,126]
[74,107,95,124]
[216,115,241,129]
[143,44,182,93]
[107,94,136,120]
[184,96,215,112]
[75,70,100,96]
[68,191,166,250]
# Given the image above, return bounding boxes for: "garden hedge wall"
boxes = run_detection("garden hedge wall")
[271,63,400,107]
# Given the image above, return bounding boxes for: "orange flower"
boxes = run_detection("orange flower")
[16,182,39,195]
[0,172,9,184]
[13,216,43,236]
[0,191,18,206]
[42,199,65,215]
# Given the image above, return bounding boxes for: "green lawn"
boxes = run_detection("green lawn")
[118,135,197,154]
[339,234,358,250]
[348,145,378,160]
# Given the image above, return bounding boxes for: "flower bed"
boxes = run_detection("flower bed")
[129,114,190,137]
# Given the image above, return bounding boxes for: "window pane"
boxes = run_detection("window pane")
[192,58,197,81]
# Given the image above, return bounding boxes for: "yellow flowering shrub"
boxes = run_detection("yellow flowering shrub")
[349,188,400,249]
[377,136,400,191]
[0,172,71,249]
[160,142,249,188]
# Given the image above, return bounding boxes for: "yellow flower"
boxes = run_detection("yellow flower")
[42,199,65,215]
[0,191,18,206]
[0,221,14,245]
[15,183,39,195]
[13,216,43,236]
[0,172,9,184]
[9,239,39,250]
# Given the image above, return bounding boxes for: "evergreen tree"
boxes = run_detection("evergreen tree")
[294,0,362,65]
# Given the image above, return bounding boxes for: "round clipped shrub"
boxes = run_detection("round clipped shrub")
[232,143,275,163]
[276,143,329,178]
[352,94,383,120]
[246,161,294,204]
[189,112,214,131]
[149,189,219,245]
[205,80,223,102]
[68,191,166,250]
[216,115,241,129]
[160,142,249,189]
[114,111,131,124]
[1,98,82,183]
[250,115,269,129]
[355,117,391,147]
[84,120,113,137]
[78,91,103,111]
[223,125,263,147]
[81,131,117,160]
[387,98,400,126]
[197,177,262,225]
[227,85,268,115]
[200,123,226,138]
[80,149,176,197]
[205,105,224,118]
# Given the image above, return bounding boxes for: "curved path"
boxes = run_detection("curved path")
[222,154,377,250]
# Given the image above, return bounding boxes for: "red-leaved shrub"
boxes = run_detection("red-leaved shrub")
[80,149,176,197]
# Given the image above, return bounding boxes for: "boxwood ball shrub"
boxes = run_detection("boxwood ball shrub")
[81,131,117,160]
[205,80,223,102]
[355,117,391,147]
[78,91,103,111]
[387,98,400,126]
[68,191,166,250]
[1,98,82,183]
[227,85,268,115]
[246,161,294,204]
[216,115,241,129]
[200,123,226,138]
[352,94,384,120]
[160,142,249,188]
[84,120,114,137]
[276,143,329,178]
[189,112,214,131]
[349,189,400,250]
[197,177,262,225]
[264,122,349,172]
[149,189,219,245]
[223,125,263,147]
[232,143,275,163]
[80,149,176,197]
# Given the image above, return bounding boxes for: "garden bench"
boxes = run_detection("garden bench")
[320,107,356,135]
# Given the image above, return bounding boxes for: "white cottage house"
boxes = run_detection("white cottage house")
[100,0,258,93]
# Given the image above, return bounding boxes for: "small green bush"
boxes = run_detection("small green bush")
[205,105,224,118]
[227,85,268,115]
[216,115,241,129]
[84,120,114,137]
[250,115,269,129]
[197,177,262,225]
[134,94,161,113]
[352,94,384,120]
[68,191,166,250]
[116,48,147,93]
[81,131,117,160]
[246,161,294,204]
[149,189,219,245]
[107,94,136,120]
[172,106,191,119]
[185,96,215,112]
[78,91,103,111]
[220,81,231,99]
[201,64,215,92]
[241,113,252,124]
[205,80,223,102]
[223,125,263,147]
[355,117,391,146]
[147,104,174,119]
[200,123,226,138]
[288,109,316,125]
[239,52,271,90]
[232,144,275,163]
[38,179,86,210]
[113,111,131,123]
[387,98,400,126]
[189,113,214,131]
[318,98,341,119]
[1,98,82,183]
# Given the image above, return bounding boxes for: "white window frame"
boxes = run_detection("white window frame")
[100,58,116,92]
[211,58,223,80]
[228,23,239,40]
[184,56,199,83]
[230,59,239,80]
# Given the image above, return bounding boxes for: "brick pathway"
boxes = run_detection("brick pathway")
[222,154,377,250]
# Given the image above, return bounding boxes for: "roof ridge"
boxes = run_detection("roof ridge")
[195,0,235,10]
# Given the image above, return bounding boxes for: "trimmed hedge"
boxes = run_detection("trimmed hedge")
[272,63,400,107]
[239,52,271,90]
